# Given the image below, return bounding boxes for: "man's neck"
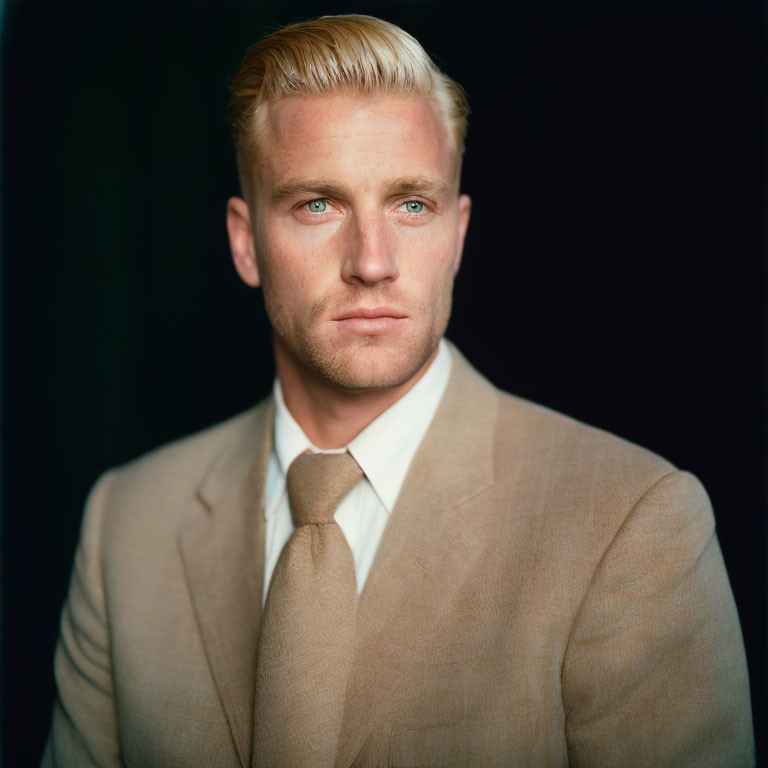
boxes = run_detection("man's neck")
[275,345,439,450]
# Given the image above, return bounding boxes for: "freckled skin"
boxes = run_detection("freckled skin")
[229,91,471,404]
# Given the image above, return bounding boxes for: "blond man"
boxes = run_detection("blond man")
[43,15,753,768]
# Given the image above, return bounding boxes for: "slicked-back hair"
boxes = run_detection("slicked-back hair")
[226,15,469,189]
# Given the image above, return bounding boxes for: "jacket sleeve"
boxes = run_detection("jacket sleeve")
[42,471,122,768]
[561,470,754,767]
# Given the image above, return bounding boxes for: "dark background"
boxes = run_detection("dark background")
[2,0,765,765]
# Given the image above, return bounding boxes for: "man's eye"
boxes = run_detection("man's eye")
[306,199,327,213]
[401,200,424,214]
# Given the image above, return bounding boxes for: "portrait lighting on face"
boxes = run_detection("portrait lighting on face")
[224,16,471,408]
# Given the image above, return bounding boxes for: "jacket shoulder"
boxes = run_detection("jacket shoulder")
[494,389,676,480]
[88,398,271,535]
[119,401,267,486]
[445,344,677,499]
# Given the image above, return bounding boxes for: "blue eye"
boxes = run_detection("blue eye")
[404,201,424,214]
[306,199,327,213]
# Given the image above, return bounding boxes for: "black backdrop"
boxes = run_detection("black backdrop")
[2,0,765,765]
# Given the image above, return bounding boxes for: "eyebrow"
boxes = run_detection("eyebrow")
[270,176,452,206]
[271,180,350,206]
[385,177,452,199]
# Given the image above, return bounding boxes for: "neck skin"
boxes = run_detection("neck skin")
[274,339,438,450]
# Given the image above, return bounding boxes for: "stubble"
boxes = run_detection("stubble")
[265,282,453,393]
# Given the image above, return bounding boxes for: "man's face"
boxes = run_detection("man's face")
[229,91,471,392]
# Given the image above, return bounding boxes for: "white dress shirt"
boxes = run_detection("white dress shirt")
[262,338,453,604]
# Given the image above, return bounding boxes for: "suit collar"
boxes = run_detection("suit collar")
[335,343,499,766]
[178,398,273,768]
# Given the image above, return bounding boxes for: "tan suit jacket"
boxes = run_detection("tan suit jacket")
[43,347,754,767]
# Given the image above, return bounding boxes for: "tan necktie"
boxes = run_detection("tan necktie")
[252,450,363,768]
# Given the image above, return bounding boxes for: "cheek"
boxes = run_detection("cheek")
[257,224,333,301]
[398,228,458,296]
[258,216,336,293]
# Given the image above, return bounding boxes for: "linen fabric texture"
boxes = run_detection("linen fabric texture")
[42,344,754,767]
[253,451,363,767]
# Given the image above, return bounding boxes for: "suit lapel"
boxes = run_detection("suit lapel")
[178,399,273,768]
[335,348,499,767]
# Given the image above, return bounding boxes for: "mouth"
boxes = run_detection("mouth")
[331,307,407,335]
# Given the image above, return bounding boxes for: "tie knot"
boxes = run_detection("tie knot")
[286,450,364,526]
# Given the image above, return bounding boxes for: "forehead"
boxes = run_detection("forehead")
[251,92,456,190]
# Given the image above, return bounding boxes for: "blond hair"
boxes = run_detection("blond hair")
[226,15,469,180]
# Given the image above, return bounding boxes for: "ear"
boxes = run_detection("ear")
[226,196,260,287]
[453,194,472,275]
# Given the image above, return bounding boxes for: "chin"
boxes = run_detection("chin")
[306,335,437,393]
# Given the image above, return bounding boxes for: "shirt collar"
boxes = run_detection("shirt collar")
[271,338,452,513]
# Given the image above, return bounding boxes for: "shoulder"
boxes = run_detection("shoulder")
[448,345,698,535]
[82,397,271,540]
[446,342,675,491]
[494,388,675,483]
[444,343,679,507]
[485,385,717,565]
[114,400,267,488]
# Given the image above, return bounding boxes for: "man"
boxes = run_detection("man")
[44,14,753,768]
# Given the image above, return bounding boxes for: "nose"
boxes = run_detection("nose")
[341,211,399,287]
